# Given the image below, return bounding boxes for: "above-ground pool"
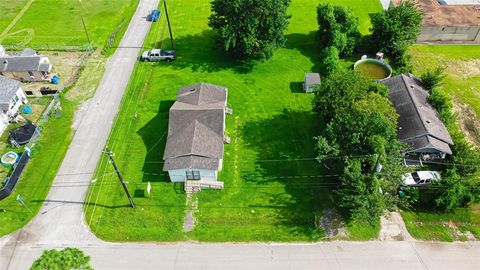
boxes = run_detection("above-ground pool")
[354,58,392,80]
[1,151,19,167]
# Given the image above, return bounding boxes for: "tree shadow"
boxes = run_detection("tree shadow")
[285,31,322,73]
[137,100,174,184]
[154,29,255,74]
[240,109,337,238]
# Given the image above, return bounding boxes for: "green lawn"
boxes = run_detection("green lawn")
[0,0,139,48]
[84,0,383,242]
[400,45,480,241]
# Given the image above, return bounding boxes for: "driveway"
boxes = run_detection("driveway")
[0,0,480,269]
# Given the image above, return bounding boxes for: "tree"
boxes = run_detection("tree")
[319,46,340,75]
[317,4,360,56]
[314,70,403,223]
[336,159,384,223]
[433,170,480,211]
[370,1,422,67]
[421,66,447,91]
[312,69,388,121]
[209,0,291,60]
[30,248,93,270]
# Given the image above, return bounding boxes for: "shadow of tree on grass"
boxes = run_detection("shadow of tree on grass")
[239,109,337,239]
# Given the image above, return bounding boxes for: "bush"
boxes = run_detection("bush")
[317,3,360,56]
[319,46,340,75]
[421,66,447,91]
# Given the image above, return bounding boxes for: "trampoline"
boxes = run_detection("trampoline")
[9,123,40,145]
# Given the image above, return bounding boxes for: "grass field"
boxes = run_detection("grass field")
[399,45,480,241]
[84,0,383,242]
[0,0,139,48]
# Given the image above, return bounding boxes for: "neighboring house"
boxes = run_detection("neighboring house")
[0,48,52,82]
[0,75,28,135]
[381,73,453,159]
[389,0,480,44]
[163,83,229,189]
[304,73,321,93]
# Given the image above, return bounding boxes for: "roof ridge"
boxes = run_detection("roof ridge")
[401,74,430,136]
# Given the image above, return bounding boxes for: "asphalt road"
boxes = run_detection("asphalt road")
[1,0,480,269]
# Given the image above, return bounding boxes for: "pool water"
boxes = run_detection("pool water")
[354,60,391,80]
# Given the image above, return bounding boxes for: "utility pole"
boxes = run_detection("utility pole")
[105,147,135,208]
[164,0,175,50]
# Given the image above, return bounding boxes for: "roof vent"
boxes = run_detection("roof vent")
[426,120,431,124]
[410,85,415,89]
[190,87,197,92]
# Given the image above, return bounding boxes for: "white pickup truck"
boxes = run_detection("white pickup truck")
[141,49,175,62]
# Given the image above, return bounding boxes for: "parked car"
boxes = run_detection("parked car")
[147,9,160,22]
[140,49,175,62]
[401,171,441,186]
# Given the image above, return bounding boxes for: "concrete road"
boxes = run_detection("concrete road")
[1,0,480,269]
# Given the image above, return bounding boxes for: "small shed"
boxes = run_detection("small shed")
[304,73,321,93]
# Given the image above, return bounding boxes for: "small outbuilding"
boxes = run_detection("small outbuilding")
[304,73,321,93]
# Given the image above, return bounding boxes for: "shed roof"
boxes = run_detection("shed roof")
[381,73,453,155]
[304,73,321,86]
[163,83,227,171]
[0,75,21,111]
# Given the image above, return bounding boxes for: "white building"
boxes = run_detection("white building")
[163,83,228,190]
[0,75,28,135]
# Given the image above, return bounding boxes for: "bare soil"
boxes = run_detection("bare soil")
[453,100,480,147]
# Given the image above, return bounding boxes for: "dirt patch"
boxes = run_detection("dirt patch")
[183,195,199,233]
[20,51,86,93]
[446,221,477,241]
[319,208,349,239]
[453,101,480,147]
[447,59,480,79]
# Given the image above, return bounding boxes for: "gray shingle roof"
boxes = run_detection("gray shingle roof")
[0,75,21,111]
[163,83,227,171]
[0,55,51,72]
[381,73,453,155]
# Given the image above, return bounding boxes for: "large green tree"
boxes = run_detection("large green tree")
[30,248,93,270]
[370,0,422,66]
[314,70,403,222]
[209,0,291,60]
[317,4,360,56]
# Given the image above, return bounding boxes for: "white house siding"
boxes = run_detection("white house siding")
[167,169,218,182]
[8,87,27,115]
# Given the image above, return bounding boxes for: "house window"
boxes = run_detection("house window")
[186,170,201,180]
[10,95,19,108]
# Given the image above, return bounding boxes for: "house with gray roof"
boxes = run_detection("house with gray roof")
[381,73,453,159]
[0,75,28,135]
[163,83,229,189]
[0,48,52,82]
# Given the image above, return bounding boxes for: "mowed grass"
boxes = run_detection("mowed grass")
[401,45,480,241]
[0,0,139,48]
[84,0,382,242]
